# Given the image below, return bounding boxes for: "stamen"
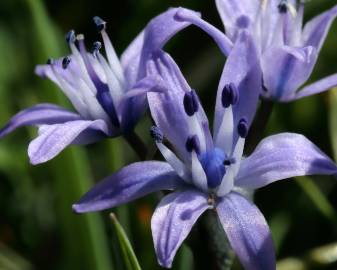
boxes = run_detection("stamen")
[46,58,54,65]
[185,135,200,154]
[236,15,250,29]
[150,126,163,143]
[278,0,288,13]
[77,35,120,128]
[221,83,238,108]
[65,30,76,44]
[223,158,236,166]
[93,16,106,32]
[183,90,199,116]
[92,41,102,55]
[237,118,248,138]
[62,56,71,69]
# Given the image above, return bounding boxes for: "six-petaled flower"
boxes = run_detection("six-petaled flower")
[175,0,337,102]
[72,34,337,269]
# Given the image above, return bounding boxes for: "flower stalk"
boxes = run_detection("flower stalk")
[188,210,234,270]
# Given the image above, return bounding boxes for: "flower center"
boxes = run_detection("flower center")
[199,148,228,189]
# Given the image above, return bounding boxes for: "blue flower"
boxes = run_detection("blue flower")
[72,34,337,269]
[175,1,337,101]
[0,8,200,164]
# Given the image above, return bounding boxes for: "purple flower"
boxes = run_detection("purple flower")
[0,8,200,165]
[72,34,337,269]
[175,1,337,101]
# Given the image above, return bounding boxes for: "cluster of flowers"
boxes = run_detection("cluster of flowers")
[2,1,337,269]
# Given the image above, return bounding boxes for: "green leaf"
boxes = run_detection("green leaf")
[110,213,142,270]
[295,177,337,227]
[24,0,113,269]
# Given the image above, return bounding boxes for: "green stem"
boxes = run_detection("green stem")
[245,99,274,155]
[188,210,234,270]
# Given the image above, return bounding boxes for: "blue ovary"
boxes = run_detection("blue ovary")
[199,148,227,189]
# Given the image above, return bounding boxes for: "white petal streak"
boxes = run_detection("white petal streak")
[216,166,234,197]
[97,53,125,107]
[215,106,234,155]
[69,43,97,94]
[101,30,125,85]
[233,137,245,177]
[191,151,208,192]
[156,142,191,183]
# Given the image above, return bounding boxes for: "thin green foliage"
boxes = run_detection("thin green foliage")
[24,0,113,269]
[110,213,142,270]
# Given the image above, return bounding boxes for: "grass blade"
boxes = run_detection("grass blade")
[110,213,141,270]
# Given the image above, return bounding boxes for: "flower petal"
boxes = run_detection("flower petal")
[236,133,337,189]
[215,0,260,38]
[151,190,209,268]
[291,73,337,101]
[147,51,211,162]
[0,103,81,138]
[216,192,275,270]
[214,31,261,148]
[261,45,317,101]
[118,75,166,133]
[28,119,109,165]
[73,161,185,213]
[121,8,200,86]
[174,8,233,56]
[302,4,337,53]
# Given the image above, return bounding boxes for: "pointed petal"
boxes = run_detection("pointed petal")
[121,8,201,86]
[236,133,337,189]
[147,51,211,162]
[0,104,81,138]
[73,161,185,213]
[290,73,337,101]
[118,75,166,132]
[261,45,317,100]
[151,190,209,268]
[174,8,233,56]
[28,119,109,165]
[302,4,337,53]
[214,31,261,147]
[216,192,275,270]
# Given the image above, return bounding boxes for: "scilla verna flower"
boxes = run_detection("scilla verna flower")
[72,32,337,269]
[175,1,337,101]
[0,8,199,164]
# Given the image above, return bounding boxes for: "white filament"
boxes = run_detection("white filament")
[191,151,208,192]
[215,106,234,155]
[101,30,125,85]
[156,142,191,183]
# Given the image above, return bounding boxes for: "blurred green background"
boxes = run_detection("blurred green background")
[0,0,337,269]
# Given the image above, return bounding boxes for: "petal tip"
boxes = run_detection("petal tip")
[158,258,173,269]
[72,204,84,214]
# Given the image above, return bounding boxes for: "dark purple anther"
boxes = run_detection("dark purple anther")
[223,157,236,166]
[222,83,238,108]
[65,30,76,43]
[237,118,248,138]
[92,41,102,54]
[150,126,163,143]
[185,135,200,154]
[278,0,288,13]
[62,56,71,69]
[236,15,250,29]
[93,16,106,32]
[46,58,54,65]
[183,90,199,116]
